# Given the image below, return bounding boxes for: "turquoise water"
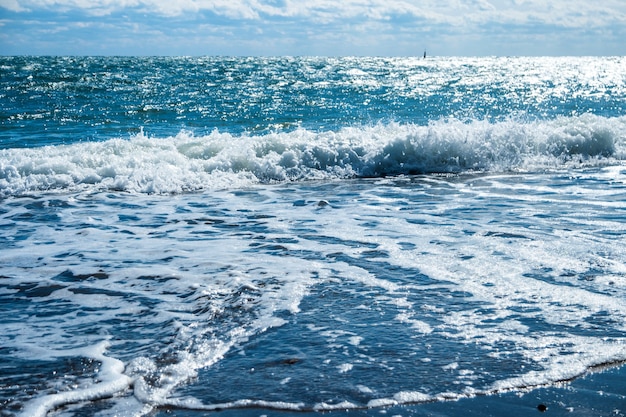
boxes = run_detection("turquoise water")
[1,57,626,417]
[3,56,624,148]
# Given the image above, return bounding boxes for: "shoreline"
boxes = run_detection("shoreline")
[152,362,625,417]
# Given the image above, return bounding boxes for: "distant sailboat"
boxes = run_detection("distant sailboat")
[423,50,426,59]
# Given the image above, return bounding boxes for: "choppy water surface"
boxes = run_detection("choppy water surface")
[1,56,626,416]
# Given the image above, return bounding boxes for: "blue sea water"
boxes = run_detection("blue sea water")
[1,56,626,417]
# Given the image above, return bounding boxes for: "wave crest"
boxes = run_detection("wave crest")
[1,114,624,197]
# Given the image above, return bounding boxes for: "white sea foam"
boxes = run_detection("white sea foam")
[337,363,353,373]
[5,55,626,417]
[4,153,626,415]
[1,115,624,198]
[18,342,133,417]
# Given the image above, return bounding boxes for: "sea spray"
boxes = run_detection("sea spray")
[1,115,624,197]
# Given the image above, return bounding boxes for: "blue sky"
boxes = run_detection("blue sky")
[1,0,625,56]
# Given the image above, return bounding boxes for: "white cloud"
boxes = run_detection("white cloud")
[5,0,622,29]
[487,0,626,27]
[0,0,28,12]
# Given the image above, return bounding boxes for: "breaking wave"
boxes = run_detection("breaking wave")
[1,114,625,197]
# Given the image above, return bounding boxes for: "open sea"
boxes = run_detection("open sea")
[1,56,626,417]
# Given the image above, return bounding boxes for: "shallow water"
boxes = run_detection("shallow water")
[2,168,626,416]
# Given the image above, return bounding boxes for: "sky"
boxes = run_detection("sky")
[1,0,625,56]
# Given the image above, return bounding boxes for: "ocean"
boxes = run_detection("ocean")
[1,56,625,417]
